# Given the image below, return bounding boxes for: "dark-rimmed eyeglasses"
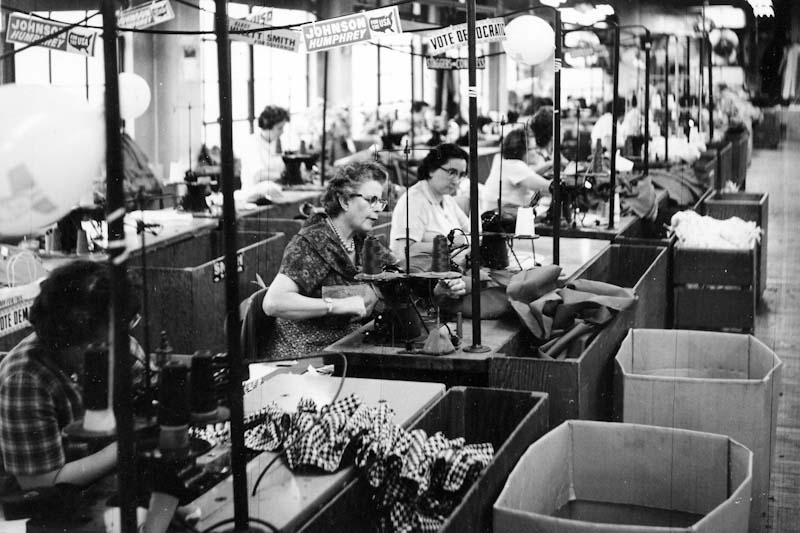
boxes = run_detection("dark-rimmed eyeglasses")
[437,167,468,180]
[350,194,388,210]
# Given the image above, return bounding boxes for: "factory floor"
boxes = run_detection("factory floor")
[751,139,800,531]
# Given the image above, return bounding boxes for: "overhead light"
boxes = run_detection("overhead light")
[747,0,774,18]
[540,0,567,6]
[560,3,614,27]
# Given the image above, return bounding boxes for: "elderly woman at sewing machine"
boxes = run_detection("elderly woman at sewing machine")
[262,162,465,359]
[481,128,550,214]
[389,143,473,267]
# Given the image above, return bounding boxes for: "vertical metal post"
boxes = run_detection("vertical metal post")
[376,45,381,116]
[644,32,651,175]
[552,9,561,264]
[213,1,248,531]
[320,52,329,184]
[464,0,487,352]
[664,35,670,163]
[707,35,714,142]
[608,22,620,230]
[410,37,415,149]
[101,2,135,532]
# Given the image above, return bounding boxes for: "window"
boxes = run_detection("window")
[199,2,313,151]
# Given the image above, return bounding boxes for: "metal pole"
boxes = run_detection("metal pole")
[320,52,329,184]
[608,22,620,230]
[410,38,415,149]
[708,34,714,142]
[213,1,249,531]
[377,45,381,115]
[552,9,562,264]
[644,32,651,175]
[464,0,487,352]
[101,2,135,532]
[664,35,670,163]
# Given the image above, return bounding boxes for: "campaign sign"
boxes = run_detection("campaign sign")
[427,17,505,56]
[302,6,401,53]
[229,12,301,53]
[6,13,98,57]
[425,56,486,70]
[117,0,175,30]
[0,282,40,338]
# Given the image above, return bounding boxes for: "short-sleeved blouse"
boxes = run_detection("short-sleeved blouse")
[264,217,394,360]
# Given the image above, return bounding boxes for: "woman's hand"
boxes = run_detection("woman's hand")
[334,296,368,318]
[434,277,467,299]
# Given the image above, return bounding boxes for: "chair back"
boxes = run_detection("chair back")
[239,287,275,362]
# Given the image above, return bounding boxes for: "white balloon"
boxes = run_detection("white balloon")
[0,84,104,238]
[118,72,151,120]
[503,15,555,66]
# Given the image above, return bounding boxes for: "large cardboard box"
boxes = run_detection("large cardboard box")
[494,420,753,533]
[615,329,782,532]
[299,387,549,533]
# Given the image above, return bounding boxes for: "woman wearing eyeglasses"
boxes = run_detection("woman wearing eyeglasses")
[261,162,396,359]
[389,143,472,266]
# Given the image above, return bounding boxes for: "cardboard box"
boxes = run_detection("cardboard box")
[299,387,549,533]
[615,329,782,532]
[494,420,753,533]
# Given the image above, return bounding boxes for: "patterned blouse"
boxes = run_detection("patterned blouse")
[264,216,395,360]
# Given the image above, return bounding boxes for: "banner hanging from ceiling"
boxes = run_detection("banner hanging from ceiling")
[301,6,402,53]
[5,12,98,56]
[426,17,505,56]
[426,56,486,70]
[229,11,302,52]
[117,0,175,30]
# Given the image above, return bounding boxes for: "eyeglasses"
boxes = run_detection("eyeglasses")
[350,194,388,211]
[438,167,468,180]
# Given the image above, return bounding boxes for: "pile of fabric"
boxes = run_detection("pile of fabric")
[243,394,494,532]
[507,265,635,359]
[670,210,761,249]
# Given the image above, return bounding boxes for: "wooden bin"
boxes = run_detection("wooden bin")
[727,130,750,189]
[494,421,752,533]
[571,243,669,329]
[299,387,549,533]
[131,230,284,353]
[707,140,733,190]
[673,244,756,333]
[615,329,782,531]
[701,191,768,302]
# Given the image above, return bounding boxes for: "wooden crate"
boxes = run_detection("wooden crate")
[727,130,750,189]
[616,329,781,531]
[571,243,669,329]
[299,387,549,533]
[707,140,733,190]
[131,230,284,353]
[701,191,768,302]
[489,304,633,428]
[673,245,756,333]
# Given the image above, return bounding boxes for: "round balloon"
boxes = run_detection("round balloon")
[0,84,104,238]
[118,72,151,120]
[503,15,555,66]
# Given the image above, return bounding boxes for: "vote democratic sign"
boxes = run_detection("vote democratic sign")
[230,11,301,53]
[5,13,98,56]
[425,56,486,70]
[117,0,175,30]
[426,17,505,56]
[302,6,401,53]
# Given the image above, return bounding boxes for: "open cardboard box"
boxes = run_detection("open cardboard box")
[615,329,782,532]
[494,421,752,533]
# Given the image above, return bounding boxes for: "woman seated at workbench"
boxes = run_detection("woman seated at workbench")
[389,143,471,267]
[481,128,550,214]
[0,261,142,494]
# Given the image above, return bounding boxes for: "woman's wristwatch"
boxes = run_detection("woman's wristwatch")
[323,297,334,315]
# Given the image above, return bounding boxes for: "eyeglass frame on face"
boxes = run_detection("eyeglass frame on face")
[349,194,388,211]
[436,166,469,180]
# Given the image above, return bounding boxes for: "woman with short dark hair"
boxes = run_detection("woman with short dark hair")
[239,104,291,201]
[482,128,550,213]
[0,260,141,491]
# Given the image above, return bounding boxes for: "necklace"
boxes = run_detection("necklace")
[327,217,355,254]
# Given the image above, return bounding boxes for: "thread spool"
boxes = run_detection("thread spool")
[431,235,450,272]
[158,362,190,452]
[190,351,218,419]
[82,343,116,433]
[76,229,89,255]
[361,235,382,275]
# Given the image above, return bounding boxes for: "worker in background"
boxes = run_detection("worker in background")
[482,128,550,214]
[238,105,290,202]
[590,98,626,153]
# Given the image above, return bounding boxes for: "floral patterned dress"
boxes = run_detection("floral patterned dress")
[263,216,395,360]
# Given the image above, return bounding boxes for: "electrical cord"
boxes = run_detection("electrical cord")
[249,351,348,497]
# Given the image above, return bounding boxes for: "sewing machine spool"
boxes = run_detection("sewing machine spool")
[158,362,191,453]
[80,343,116,435]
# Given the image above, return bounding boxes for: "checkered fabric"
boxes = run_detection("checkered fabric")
[243,404,289,451]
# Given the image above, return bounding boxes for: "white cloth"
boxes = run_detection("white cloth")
[481,155,548,214]
[238,132,285,193]
[390,181,469,258]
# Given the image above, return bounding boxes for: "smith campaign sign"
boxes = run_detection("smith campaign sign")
[426,17,505,56]
[302,6,401,53]
[6,13,98,56]
[230,11,301,52]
